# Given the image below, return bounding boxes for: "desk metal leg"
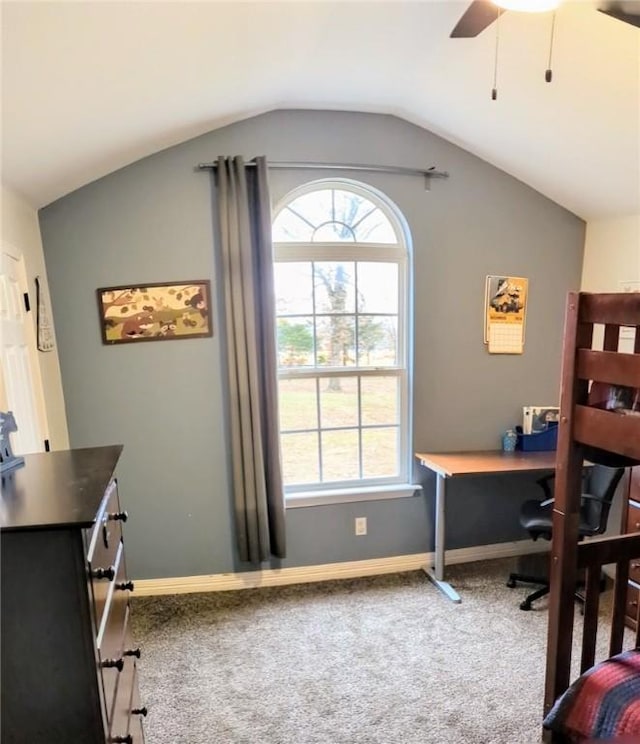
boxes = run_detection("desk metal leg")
[423,473,461,603]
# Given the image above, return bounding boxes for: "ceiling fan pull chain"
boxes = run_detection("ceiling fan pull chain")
[545,10,557,83]
[492,9,503,100]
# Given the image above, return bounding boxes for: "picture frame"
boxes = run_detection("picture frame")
[97,280,213,344]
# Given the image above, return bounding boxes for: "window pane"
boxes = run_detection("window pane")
[313,222,354,242]
[322,429,360,481]
[275,263,313,315]
[333,189,376,228]
[272,208,314,242]
[357,316,398,366]
[362,428,399,478]
[282,432,319,485]
[353,209,396,243]
[319,376,358,428]
[287,190,333,224]
[279,379,318,431]
[316,316,356,367]
[277,318,315,367]
[361,377,398,426]
[314,262,355,314]
[357,263,398,314]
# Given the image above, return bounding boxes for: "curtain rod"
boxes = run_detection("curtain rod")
[198,160,449,188]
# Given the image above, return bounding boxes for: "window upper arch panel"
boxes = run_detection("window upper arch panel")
[272,185,399,244]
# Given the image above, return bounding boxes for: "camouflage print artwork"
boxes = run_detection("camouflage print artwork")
[97,281,212,344]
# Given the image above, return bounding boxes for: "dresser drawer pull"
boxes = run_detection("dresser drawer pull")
[630,600,638,608]
[92,565,115,581]
[124,647,141,659]
[632,563,640,570]
[109,510,128,523]
[101,657,124,671]
[110,736,132,743]
[132,706,148,717]
[116,580,135,592]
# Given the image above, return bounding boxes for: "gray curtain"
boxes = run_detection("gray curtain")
[214,156,286,562]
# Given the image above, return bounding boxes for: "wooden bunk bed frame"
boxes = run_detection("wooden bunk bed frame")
[544,291,640,742]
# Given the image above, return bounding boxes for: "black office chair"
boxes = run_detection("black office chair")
[507,464,625,611]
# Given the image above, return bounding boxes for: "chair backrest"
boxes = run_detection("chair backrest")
[579,465,625,537]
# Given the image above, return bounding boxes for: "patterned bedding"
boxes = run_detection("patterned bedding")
[544,649,640,741]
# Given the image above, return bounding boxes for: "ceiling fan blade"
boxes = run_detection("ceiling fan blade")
[597,1,640,28]
[450,0,501,38]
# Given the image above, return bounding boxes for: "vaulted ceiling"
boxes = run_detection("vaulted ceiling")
[2,1,638,220]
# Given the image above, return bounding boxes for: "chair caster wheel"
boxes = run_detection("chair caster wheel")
[520,601,532,611]
[506,578,516,588]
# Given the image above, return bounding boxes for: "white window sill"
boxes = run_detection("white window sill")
[285,484,422,509]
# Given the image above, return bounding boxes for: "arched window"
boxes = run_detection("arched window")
[272,180,412,496]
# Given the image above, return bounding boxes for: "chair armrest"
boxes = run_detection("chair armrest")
[535,467,591,502]
[536,494,600,511]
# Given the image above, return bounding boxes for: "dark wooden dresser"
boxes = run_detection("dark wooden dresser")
[623,466,640,629]
[0,446,146,743]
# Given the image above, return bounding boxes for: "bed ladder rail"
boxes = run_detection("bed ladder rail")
[577,292,640,328]
[577,532,640,673]
[574,292,640,459]
[573,346,640,459]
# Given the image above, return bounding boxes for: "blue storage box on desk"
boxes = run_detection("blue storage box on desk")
[516,422,558,451]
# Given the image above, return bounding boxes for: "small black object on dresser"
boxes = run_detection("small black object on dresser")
[0,446,146,743]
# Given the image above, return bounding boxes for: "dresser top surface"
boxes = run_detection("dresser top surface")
[1,445,123,532]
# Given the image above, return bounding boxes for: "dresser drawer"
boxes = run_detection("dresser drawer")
[630,467,640,503]
[97,543,129,722]
[87,479,124,568]
[129,665,147,744]
[110,655,138,742]
[87,480,125,633]
[629,558,640,586]
[109,607,146,741]
[625,500,640,534]
[625,583,639,630]
[109,659,147,744]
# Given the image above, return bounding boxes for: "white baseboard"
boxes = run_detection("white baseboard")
[133,539,548,597]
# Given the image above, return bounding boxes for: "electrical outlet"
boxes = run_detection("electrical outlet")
[355,517,367,536]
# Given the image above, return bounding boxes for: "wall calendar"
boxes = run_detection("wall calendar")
[484,275,529,354]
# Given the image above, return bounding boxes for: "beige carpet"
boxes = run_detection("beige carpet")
[131,557,624,744]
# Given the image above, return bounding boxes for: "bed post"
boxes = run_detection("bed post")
[544,293,593,716]
[542,292,640,742]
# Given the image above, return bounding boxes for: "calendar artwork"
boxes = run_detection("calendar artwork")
[484,275,528,354]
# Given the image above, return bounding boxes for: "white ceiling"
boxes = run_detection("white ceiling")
[2,0,639,220]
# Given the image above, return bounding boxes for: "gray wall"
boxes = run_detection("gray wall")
[39,110,585,580]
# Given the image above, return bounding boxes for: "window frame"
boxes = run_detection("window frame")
[272,179,413,498]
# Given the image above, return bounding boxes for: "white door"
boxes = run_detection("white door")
[0,245,47,454]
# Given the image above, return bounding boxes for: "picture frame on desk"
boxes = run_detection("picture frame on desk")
[522,406,560,435]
